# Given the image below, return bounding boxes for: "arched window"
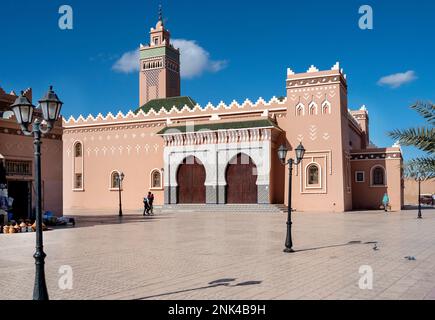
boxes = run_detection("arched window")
[322,101,331,114]
[74,142,82,157]
[73,141,84,191]
[111,171,120,189]
[372,166,385,186]
[309,102,317,115]
[296,103,305,116]
[307,164,320,185]
[151,169,162,189]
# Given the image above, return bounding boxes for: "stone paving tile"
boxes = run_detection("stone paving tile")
[1,209,435,300]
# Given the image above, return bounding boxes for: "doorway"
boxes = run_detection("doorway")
[177,156,206,204]
[7,180,32,220]
[226,153,258,204]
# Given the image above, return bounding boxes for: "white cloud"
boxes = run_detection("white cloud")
[377,70,417,88]
[112,39,227,78]
[172,39,227,79]
[112,49,140,73]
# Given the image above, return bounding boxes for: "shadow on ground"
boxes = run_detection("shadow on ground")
[294,240,378,253]
[52,214,173,230]
[136,278,263,300]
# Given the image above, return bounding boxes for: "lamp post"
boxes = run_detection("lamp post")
[417,177,422,219]
[118,172,125,217]
[11,86,63,300]
[278,143,306,253]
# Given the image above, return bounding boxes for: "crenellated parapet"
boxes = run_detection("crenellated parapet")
[62,96,288,127]
[287,62,347,91]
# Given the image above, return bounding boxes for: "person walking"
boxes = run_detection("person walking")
[147,192,155,215]
[143,195,150,216]
[382,193,390,212]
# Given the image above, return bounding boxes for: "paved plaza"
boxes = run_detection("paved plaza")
[1,208,435,300]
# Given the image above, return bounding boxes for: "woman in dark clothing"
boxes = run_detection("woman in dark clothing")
[147,192,155,215]
[0,160,7,186]
[143,196,150,216]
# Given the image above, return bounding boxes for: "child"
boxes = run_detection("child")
[382,193,390,212]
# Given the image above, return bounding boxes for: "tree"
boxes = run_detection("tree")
[389,102,435,172]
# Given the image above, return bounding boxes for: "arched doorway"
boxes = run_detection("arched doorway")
[226,153,258,204]
[177,156,206,204]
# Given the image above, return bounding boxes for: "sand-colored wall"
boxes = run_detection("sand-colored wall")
[351,150,403,211]
[404,178,435,205]
[0,116,63,216]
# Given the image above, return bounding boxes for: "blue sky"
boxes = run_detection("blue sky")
[0,0,434,160]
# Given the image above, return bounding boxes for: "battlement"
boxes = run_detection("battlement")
[286,62,347,90]
[62,96,288,127]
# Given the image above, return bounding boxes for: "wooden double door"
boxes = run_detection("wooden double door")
[226,154,258,204]
[177,156,206,204]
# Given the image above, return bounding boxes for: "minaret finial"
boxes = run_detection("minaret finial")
[158,4,163,24]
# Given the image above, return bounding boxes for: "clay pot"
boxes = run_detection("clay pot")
[31,223,47,231]
[3,225,9,234]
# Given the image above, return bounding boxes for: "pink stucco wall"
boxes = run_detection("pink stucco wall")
[0,102,63,216]
[62,63,403,213]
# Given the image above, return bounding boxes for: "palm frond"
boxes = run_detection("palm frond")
[388,127,435,153]
[411,101,435,126]
[405,157,435,179]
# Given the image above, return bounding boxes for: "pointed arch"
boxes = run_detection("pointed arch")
[296,102,305,116]
[309,101,318,115]
[177,156,206,204]
[225,153,258,204]
[322,100,331,114]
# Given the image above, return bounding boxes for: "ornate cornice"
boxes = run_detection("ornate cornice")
[0,126,62,140]
[163,128,273,147]
[350,151,402,161]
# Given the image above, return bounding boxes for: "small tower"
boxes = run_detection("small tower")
[139,6,181,107]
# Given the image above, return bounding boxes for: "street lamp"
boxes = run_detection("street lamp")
[10,86,63,300]
[278,142,306,253]
[117,172,125,217]
[417,176,423,219]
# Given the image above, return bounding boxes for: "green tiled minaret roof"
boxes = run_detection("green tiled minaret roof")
[135,96,197,114]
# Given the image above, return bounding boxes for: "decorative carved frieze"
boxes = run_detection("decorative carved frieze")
[0,127,62,140]
[162,128,273,147]
[350,152,402,161]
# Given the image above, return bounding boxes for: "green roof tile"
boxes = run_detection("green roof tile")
[157,119,279,135]
[136,96,197,114]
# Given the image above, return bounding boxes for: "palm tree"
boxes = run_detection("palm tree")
[389,101,435,172]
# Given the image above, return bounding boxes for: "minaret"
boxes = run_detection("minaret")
[139,6,181,107]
